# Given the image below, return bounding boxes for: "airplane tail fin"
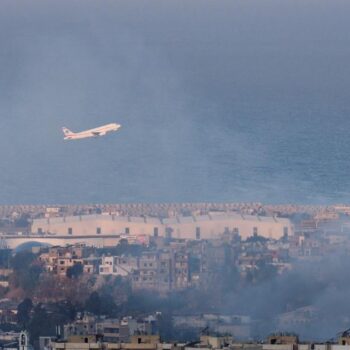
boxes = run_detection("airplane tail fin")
[62,127,74,136]
[62,127,75,140]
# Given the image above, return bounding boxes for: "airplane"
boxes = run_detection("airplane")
[62,123,121,140]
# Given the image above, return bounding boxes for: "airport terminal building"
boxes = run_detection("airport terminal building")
[31,212,293,241]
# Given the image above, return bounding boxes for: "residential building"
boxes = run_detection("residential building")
[99,256,138,276]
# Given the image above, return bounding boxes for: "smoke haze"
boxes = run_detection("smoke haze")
[223,255,350,341]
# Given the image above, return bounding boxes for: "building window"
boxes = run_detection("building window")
[253,227,258,236]
[68,227,73,235]
[196,227,201,240]
[96,227,101,234]
[153,227,159,237]
[38,228,43,235]
[233,227,239,235]
[104,328,119,334]
[125,227,130,234]
[283,226,289,237]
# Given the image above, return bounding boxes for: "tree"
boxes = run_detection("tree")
[85,291,101,315]
[85,291,118,317]
[11,251,36,271]
[245,235,268,243]
[28,304,54,348]
[66,263,83,279]
[18,265,43,292]
[17,298,33,328]
[48,301,77,325]
[11,251,43,293]
[97,241,145,257]
[99,293,118,317]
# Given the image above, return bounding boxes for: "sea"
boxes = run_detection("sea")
[1,0,350,205]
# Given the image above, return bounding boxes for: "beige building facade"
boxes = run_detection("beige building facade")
[31,212,293,241]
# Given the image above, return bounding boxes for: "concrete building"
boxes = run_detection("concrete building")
[64,315,97,339]
[131,249,190,293]
[99,256,138,276]
[39,245,98,276]
[50,333,162,350]
[31,213,292,243]
[132,252,159,291]
[63,314,158,344]
[96,320,129,343]
[173,314,251,339]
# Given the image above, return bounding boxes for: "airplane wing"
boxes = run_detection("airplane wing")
[91,131,107,136]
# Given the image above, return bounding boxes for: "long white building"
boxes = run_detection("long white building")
[31,212,293,241]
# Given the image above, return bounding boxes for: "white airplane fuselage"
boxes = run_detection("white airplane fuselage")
[62,123,121,140]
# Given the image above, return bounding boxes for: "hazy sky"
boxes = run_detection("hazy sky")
[1,0,350,204]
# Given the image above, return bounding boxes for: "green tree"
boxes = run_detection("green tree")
[11,251,36,271]
[85,291,118,317]
[19,265,43,292]
[66,263,83,279]
[11,251,43,293]
[47,301,77,325]
[28,304,54,348]
[17,298,33,328]
[85,291,101,315]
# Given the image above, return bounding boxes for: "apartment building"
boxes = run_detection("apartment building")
[39,245,98,276]
[99,256,138,276]
[131,249,190,293]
